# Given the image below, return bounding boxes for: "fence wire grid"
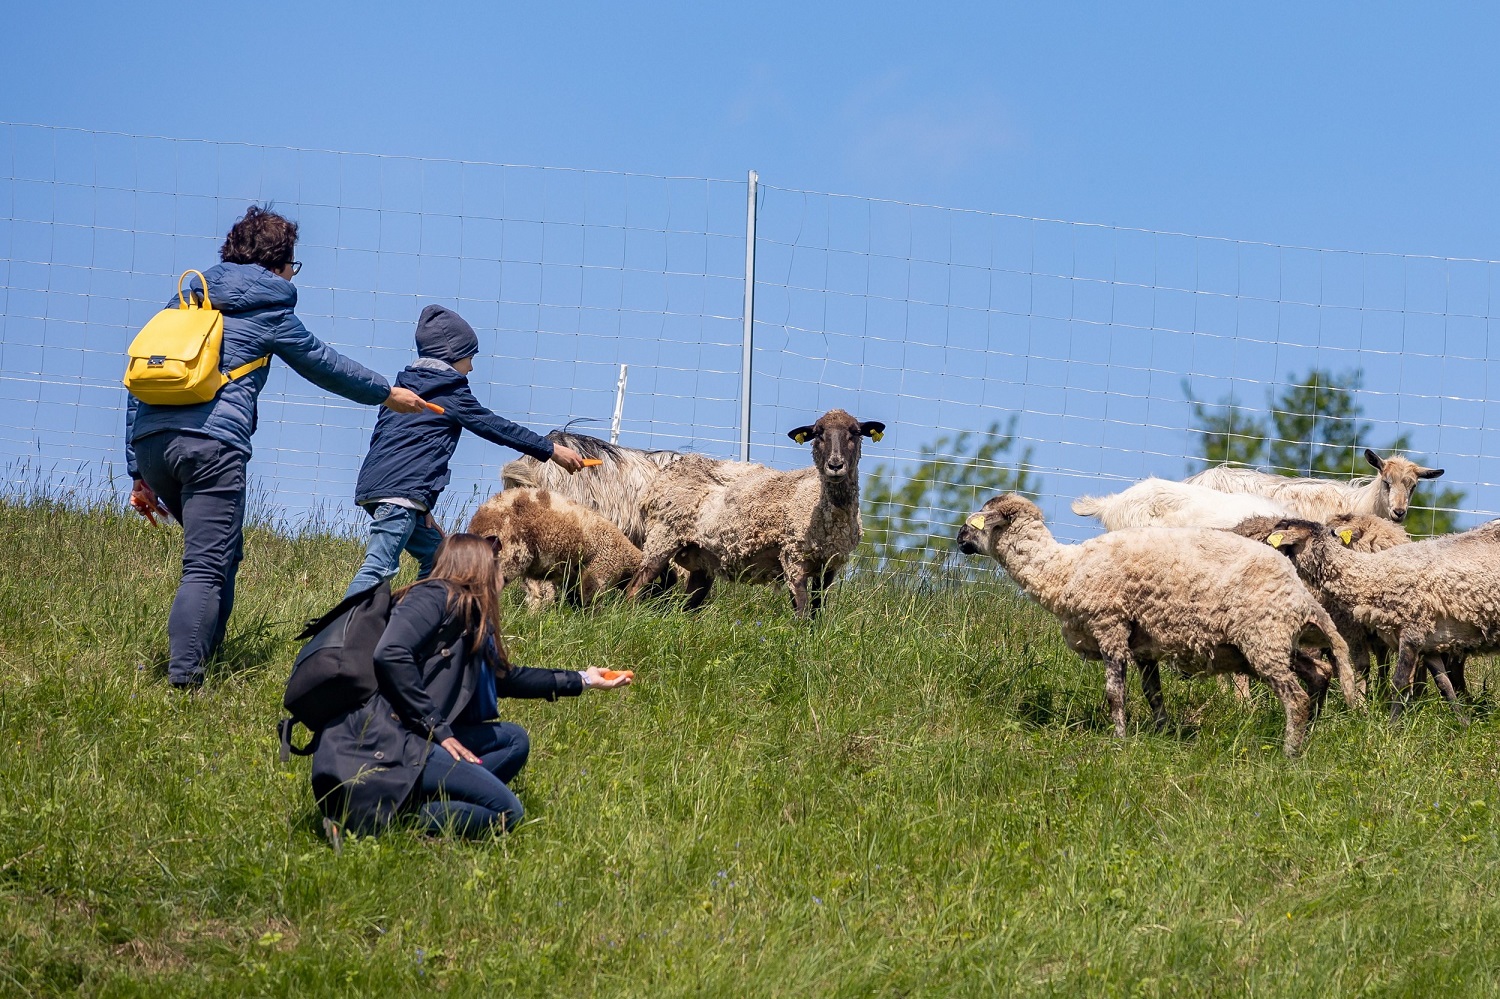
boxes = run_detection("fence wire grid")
[4,121,1499,554]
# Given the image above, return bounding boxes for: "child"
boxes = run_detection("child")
[312,533,631,837]
[345,305,583,598]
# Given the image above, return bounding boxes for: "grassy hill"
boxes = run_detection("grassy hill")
[3,498,1500,996]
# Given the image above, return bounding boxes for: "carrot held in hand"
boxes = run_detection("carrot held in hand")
[581,458,602,467]
[422,401,445,415]
[599,669,634,681]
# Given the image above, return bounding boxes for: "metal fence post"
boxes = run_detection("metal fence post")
[610,364,628,445]
[739,169,758,463]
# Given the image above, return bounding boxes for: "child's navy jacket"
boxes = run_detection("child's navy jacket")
[354,361,554,511]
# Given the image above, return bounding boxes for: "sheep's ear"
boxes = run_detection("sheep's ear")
[1418,466,1446,479]
[1266,532,1286,548]
[1337,528,1354,545]
[1365,448,1384,471]
[788,426,815,445]
[859,421,886,442]
[966,514,986,530]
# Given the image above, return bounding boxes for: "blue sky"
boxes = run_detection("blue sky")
[4,2,1499,539]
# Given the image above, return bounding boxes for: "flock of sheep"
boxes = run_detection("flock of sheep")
[466,409,1497,756]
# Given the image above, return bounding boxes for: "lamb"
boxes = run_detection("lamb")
[1071,478,1290,530]
[1260,518,1500,722]
[500,430,684,605]
[1186,449,1445,524]
[955,494,1353,755]
[467,488,642,608]
[624,409,885,618]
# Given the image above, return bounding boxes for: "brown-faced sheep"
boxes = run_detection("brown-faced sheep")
[1262,518,1500,722]
[624,409,885,618]
[1227,513,1411,703]
[1185,449,1445,524]
[956,494,1352,755]
[468,488,642,608]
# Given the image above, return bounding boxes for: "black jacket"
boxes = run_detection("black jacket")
[352,361,554,511]
[310,580,583,833]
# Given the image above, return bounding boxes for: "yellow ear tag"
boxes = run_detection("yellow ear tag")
[1338,528,1354,545]
[967,514,986,529]
[793,431,809,444]
[870,430,884,442]
[1267,532,1285,548]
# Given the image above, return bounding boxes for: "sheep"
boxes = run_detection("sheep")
[1071,478,1291,531]
[500,430,684,605]
[624,409,886,618]
[1185,449,1445,524]
[467,488,642,608]
[1260,518,1500,723]
[955,494,1354,755]
[1227,513,1412,702]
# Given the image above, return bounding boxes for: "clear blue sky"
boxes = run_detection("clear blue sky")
[4,2,1499,537]
[7,1,1498,258]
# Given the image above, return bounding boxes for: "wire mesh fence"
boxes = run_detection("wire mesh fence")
[4,121,1498,556]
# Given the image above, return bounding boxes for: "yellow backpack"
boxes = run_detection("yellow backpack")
[123,270,268,405]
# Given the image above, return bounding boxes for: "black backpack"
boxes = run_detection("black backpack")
[277,581,393,762]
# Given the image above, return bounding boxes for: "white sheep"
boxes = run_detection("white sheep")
[1185,450,1445,524]
[956,494,1355,755]
[625,409,885,618]
[1071,478,1291,531]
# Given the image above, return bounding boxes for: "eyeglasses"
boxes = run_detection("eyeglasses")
[289,261,303,276]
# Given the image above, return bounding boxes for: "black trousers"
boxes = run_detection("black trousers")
[133,433,248,686]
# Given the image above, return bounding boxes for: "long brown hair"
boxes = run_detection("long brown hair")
[393,533,507,664]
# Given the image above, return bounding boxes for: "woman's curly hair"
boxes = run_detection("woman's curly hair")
[219,204,298,271]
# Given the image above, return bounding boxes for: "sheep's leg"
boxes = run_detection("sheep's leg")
[787,568,813,620]
[808,564,838,618]
[1226,673,1253,703]
[1250,657,1313,757]
[1447,653,1470,699]
[1389,637,1421,722]
[683,569,714,611]
[577,568,606,609]
[1290,651,1331,719]
[1093,626,1134,739]
[1139,659,1168,731]
[1425,654,1470,726]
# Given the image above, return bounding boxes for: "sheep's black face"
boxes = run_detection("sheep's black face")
[956,494,1036,556]
[787,410,885,482]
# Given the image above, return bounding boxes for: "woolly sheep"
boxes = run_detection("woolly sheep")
[501,430,684,606]
[1071,478,1291,531]
[956,494,1354,755]
[468,488,642,608]
[1261,518,1500,722]
[1186,450,1445,524]
[625,409,885,618]
[1228,513,1412,702]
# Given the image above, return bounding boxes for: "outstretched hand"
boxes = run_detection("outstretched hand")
[550,444,585,474]
[383,387,430,414]
[584,666,633,690]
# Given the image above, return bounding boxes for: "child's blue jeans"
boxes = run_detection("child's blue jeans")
[344,503,443,599]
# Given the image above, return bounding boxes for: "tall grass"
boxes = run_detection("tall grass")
[3,498,1499,996]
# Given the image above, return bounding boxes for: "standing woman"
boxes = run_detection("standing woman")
[127,205,429,689]
[311,533,630,837]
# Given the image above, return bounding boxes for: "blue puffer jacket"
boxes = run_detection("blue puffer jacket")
[124,262,391,476]
[353,360,555,511]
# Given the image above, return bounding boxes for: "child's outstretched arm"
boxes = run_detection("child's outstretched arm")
[445,384,584,470]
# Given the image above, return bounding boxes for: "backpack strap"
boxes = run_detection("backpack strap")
[226,356,269,382]
[278,717,318,762]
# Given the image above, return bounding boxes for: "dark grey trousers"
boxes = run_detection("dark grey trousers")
[133,433,248,686]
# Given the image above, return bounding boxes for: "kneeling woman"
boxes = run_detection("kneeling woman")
[312,533,629,837]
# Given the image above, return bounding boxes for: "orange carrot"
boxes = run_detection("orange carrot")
[581,458,603,467]
[423,401,445,415]
[599,669,634,681]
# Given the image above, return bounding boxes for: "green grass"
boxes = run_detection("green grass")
[4,497,1500,996]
